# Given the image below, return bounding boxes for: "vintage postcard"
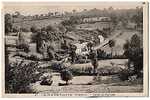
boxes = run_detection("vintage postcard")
[1,1,148,97]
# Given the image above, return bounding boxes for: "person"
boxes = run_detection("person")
[69,43,77,64]
[89,47,98,74]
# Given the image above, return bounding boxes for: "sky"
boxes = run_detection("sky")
[3,2,143,15]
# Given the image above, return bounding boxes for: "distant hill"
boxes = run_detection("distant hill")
[68,8,138,18]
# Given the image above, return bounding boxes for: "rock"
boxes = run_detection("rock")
[40,73,53,86]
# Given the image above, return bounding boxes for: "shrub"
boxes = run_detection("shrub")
[30,25,38,33]
[17,43,30,53]
[46,25,57,32]
[17,32,30,53]
[40,73,53,86]
[5,13,13,34]
[30,53,43,60]
[123,34,143,78]
[5,60,40,93]
[21,28,30,32]
[60,68,73,85]
[15,52,43,61]
[12,26,20,33]
[118,69,133,81]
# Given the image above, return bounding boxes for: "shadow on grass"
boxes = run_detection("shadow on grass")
[58,82,93,86]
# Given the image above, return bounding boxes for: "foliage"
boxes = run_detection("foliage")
[69,65,124,76]
[123,40,130,50]
[130,34,141,48]
[17,32,30,52]
[130,7,143,26]
[5,60,40,93]
[46,25,57,32]
[17,43,30,53]
[15,52,43,61]
[13,11,21,18]
[12,26,20,33]
[31,24,64,56]
[30,25,38,33]
[30,29,41,43]
[123,34,143,78]
[21,27,30,32]
[5,13,13,34]
[57,24,66,33]
[61,16,80,32]
[40,73,53,86]
[118,69,132,81]
[60,68,73,85]
[110,14,118,27]
[108,40,115,55]
[109,40,115,48]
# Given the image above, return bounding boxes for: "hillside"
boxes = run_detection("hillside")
[13,17,64,30]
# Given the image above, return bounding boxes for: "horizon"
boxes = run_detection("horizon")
[3,2,143,16]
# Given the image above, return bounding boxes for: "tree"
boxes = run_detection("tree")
[131,7,143,28]
[17,32,30,53]
[108,40,115,56]
[35,14,39,19]
[130,34,141,48]
[108,6,114,11]
[46,25,57,32]
[30,25,38,33]
[14,11,21,18]
[31,25,58,54]
[72,9,76,13]
[5,60,40,93]
[123,34,143,78]
[83,9,87,12]
[123,40,130,50]
[110,14,118,27]
[5,13,13,34]
[57,24,66,33]
[60,68,73,85]
[12,26,20,33]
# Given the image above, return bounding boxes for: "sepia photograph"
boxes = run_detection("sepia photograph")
[2,1,148,97]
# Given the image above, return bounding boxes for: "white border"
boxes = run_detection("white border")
[0,0,149,98]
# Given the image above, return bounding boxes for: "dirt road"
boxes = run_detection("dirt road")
[31,75,143,94]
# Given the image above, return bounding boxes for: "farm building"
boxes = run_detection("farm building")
[76,22,113,31]
[126,22,137,29]
[82,17,111,23]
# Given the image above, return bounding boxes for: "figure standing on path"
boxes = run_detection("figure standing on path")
[89,47,98,74]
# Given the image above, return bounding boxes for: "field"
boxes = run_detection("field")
[13,18,64,29]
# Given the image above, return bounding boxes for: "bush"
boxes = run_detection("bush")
[60,68,73,85]
[118,70,130,81]
[15,52,43,61]
[12,26,20,33]
[46,25,57,32]
[5,60,40,93]
[17,43,30,53]
[40,73,53,86]
[21,28,30,32]
[123,34,143,77]
[5,13,13,34]
[17,32,30,53]
[30,25,38,33]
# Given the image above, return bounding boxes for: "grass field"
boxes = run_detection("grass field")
[13,18,64,30]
